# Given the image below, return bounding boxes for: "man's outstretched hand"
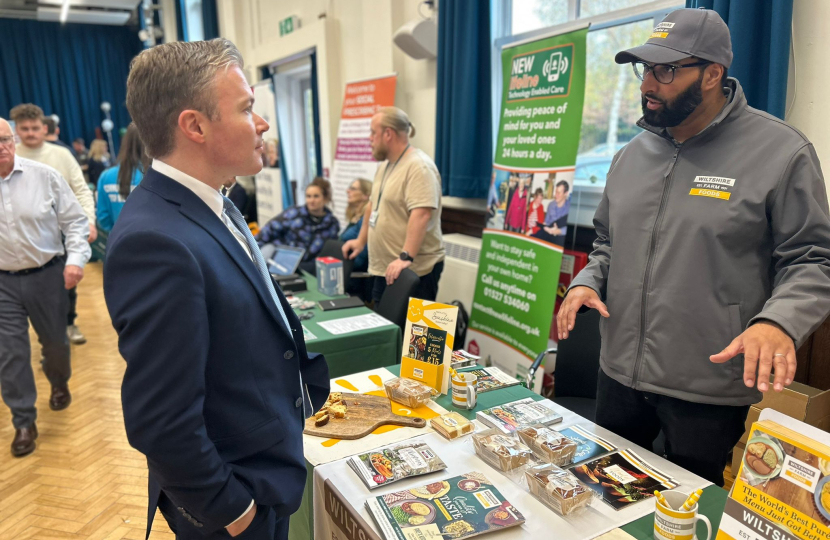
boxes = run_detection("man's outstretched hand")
[710,321,796,393]
[555,286,609,340]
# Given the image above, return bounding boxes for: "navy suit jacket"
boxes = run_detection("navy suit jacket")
[103,168,329,537]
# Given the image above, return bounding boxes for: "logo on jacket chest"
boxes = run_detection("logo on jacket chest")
[689,176,735,201]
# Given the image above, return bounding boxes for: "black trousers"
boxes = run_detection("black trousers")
[158,492,289,540]
[67,286,77,326]
[531,229,566,246]
[595,369,750,487]
[371,261,444,304]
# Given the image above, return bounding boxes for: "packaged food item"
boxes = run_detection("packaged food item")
[525,463,594,515]
[348,440,447,489]
[517,425,578,466]
[430,412,475,440]
[472,429,532,471]
[384,377,439,408]
[476,398,562,434]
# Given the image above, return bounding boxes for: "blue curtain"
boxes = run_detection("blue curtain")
[0,19,142,152]
[309,52,323,178]
[435,0,492,198]
[685,0,793,119]
[175,0,187,41]
[202,0,219,40]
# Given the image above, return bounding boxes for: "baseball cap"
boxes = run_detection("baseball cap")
[615,8,733,68]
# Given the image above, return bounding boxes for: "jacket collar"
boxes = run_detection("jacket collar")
[140,168,292,338]
[637,78,746,144]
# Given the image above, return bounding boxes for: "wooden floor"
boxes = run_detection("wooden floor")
[0,262,174,539]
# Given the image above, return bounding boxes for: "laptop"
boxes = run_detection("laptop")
[263,244,306,281]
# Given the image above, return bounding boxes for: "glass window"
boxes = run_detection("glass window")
[511,0,569,35]
[579,0,658,18]
[184,0,204,42]
[302,85,318,180]
[573,20,653,188]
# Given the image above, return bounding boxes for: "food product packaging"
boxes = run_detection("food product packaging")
[472,429,532,472]
[525,463,594,515]
[430,412,475,440]
[517,424,578,466]
[384,377,439,408]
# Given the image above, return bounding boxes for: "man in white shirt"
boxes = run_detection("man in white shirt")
[11,104,96,345]
[0,118,90,457]
[103,39,329,540]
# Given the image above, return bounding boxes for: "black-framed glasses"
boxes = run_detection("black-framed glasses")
[632,61,711,84]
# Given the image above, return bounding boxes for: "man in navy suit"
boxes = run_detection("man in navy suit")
[103,39,329,539]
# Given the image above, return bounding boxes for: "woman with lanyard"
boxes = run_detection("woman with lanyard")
[342,107,446,308]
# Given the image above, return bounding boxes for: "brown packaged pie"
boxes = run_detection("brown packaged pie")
[525,463,593,515]
[517,425,578,466]
[472,429,532,471]
[384,377,439,408]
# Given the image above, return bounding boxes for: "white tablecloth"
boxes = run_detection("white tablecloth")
[313,398,711,540]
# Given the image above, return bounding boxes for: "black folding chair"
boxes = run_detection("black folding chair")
[528,309,602,421]
[376,268,420,331]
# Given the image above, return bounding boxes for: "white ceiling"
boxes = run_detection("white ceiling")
[0,0,140,25]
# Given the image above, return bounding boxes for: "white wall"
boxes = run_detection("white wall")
[216,0,437,177]
[787,0,830,196]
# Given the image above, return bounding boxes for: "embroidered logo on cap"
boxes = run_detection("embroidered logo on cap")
[651,22,675,39]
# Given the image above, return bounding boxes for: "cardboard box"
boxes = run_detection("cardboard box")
[755,380,830,424]
[400,300,458,395]
[738,380,830,445]
[316,257,344,296]
[718,414,830,540]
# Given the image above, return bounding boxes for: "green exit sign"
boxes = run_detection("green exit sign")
[279,16,299,36]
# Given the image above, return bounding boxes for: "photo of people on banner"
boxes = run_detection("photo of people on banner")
[487,168,573,246]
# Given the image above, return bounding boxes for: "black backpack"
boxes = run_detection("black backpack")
[451,300,469,349]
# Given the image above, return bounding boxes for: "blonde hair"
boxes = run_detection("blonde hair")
[377,106,416,138]
[345,178,372,223]
[126,38,244,158]
[88,139,109,161]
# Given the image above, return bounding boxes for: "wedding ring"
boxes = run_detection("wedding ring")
[773,353,786,358]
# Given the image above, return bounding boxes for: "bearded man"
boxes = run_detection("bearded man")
[342,106,445,303]
[556,8,830,486]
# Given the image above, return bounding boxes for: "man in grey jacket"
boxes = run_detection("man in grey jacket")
[557,8,830,486]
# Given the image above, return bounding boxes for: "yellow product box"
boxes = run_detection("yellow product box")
[400,299,458,395]
[717,410,830,540]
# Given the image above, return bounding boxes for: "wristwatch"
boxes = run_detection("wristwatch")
[400,251,414,262]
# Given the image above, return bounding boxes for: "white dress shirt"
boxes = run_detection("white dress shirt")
[0,156,91,272]
[16,142,95,221]
[151,159,256,526]
[151,160,252,260]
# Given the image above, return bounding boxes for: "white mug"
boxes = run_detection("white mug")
[452,373,477,409]
[654,490,711,540]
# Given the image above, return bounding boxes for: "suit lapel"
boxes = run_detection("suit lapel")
[141,170,292,338]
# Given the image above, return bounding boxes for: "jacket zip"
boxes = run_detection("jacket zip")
[631,142,682,386]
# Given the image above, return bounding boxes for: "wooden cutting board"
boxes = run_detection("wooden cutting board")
[303,392,427,440]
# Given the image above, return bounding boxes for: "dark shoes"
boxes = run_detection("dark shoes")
[49,385,72,411]
[11,424,38,457]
